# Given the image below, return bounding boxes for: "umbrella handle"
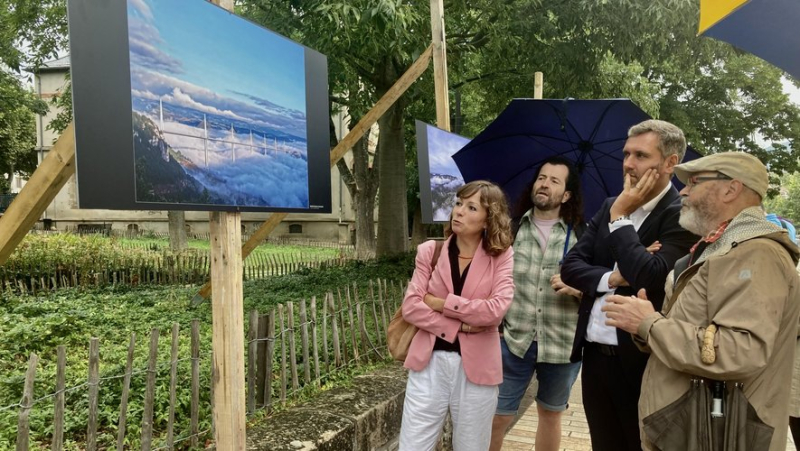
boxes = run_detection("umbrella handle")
[702,324,717,364]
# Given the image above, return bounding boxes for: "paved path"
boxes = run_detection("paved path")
[501,374,797,451]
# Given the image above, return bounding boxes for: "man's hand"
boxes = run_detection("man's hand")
[608,270,629,288]
[608,241,661,289]
[646,241,662,254]
[423,293,445,312]
[550,273,582,298]
[609,168,659,220]
[602,288,655,334]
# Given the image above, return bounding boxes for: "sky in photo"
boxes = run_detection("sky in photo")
[426,125,469,178]
[127,0,307,138]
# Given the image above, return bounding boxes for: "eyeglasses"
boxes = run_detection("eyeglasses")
[686,173,731,189]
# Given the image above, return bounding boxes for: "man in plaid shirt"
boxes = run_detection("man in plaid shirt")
[489,156,585,451]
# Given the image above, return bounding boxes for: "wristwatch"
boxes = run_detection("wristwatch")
[610,215,631,225]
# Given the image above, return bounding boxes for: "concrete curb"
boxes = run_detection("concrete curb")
[247,364,407,450]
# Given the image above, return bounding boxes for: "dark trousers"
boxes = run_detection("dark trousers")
[581,343,644,451]
[791,416,800,446]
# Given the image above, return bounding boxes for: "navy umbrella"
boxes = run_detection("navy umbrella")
[452,98,701,220]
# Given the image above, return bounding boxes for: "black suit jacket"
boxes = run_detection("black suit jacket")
[561,186,697,370]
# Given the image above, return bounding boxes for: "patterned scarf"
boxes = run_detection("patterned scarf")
[689,219,731,264]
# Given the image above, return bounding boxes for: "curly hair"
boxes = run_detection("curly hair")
[445,180,513,256]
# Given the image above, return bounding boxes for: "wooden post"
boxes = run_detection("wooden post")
[263,310,276,411]
[534,72,543,99]
[430,0,451,131]
[141,329,159,451]
[167,324,180,450]
[52,346,66,451]
[0,123,75,265]
[191,44,435,304]
[247,310,258,414]
[209,211,246,449]
[86,338,100,451]
[116,334,136,451]
[190,321,200,449]
[16,353,38,451]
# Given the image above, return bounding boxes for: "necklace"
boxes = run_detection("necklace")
[458,255,473,259]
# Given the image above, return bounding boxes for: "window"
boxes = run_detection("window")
[289,224,302,234]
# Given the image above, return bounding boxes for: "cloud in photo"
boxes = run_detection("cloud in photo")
[131,68,306,137]
[427,126,469,177]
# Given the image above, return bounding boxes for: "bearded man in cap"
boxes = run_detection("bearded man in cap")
[602,152,800,451]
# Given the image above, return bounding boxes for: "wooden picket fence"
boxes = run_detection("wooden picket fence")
[54,227,356,252]
[8,278,406,450]
[0,250,353,294]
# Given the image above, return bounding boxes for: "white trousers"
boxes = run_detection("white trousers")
[399,351,498,451]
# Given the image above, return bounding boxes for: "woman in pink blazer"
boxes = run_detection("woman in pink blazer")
[399,180,515,451]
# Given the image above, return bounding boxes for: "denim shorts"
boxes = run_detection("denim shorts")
[496,338,581,414]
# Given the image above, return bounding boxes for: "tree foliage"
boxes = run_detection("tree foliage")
[0,70,46,193]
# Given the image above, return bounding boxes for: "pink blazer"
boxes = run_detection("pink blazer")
[401,237,515,385]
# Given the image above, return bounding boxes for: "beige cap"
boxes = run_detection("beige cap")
[674,152,768,198]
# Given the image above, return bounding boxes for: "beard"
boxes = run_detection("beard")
[679,198,716,236]
[532,191,562,211]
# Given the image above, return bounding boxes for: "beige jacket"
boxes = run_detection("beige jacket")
[637,207,800,451]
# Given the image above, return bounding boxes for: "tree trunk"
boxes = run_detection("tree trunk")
[167,211,187,252]
[354,187,376,259]
[334,121,378,259]
[375,98,408,256]
[410,202,427,247]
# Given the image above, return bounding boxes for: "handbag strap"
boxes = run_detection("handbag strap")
[430,240,445,272]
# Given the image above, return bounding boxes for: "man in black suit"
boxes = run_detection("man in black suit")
[560,119,697,451]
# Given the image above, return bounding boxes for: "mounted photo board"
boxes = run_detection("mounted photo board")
[67,0,331,212]
[415,120,470,223]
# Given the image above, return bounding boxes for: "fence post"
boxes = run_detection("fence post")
[345,286,359,363]
[278,304,287,405]
[141,329,160,451]
[369,280,383,348]
[191,321,200,449]
[15,353,38,451]
[52,346,66,451]
[378,279,389,350]
[336,289,349,365]
[299,300,311,385]
[116,334,136,451]
[247,310,258,414]
[264,310,276,411]
[321,293,330,372]
[86,338,100,451]
[167,323,180,450]
[310,296,320,383]
[287,302,299,392]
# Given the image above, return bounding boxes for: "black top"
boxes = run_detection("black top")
[432,238,471,353]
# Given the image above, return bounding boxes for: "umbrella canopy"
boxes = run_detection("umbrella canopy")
[452,98,701,220]
[699,0,800,79]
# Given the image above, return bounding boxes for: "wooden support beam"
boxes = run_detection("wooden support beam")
[534,72,543,99]
[329,44,433,166]
[209,211,246,449]
[0,122,75,265]
[192,44,435,304]
[430,0,450,131]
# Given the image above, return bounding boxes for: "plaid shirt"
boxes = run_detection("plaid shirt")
[504,211,580,363]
